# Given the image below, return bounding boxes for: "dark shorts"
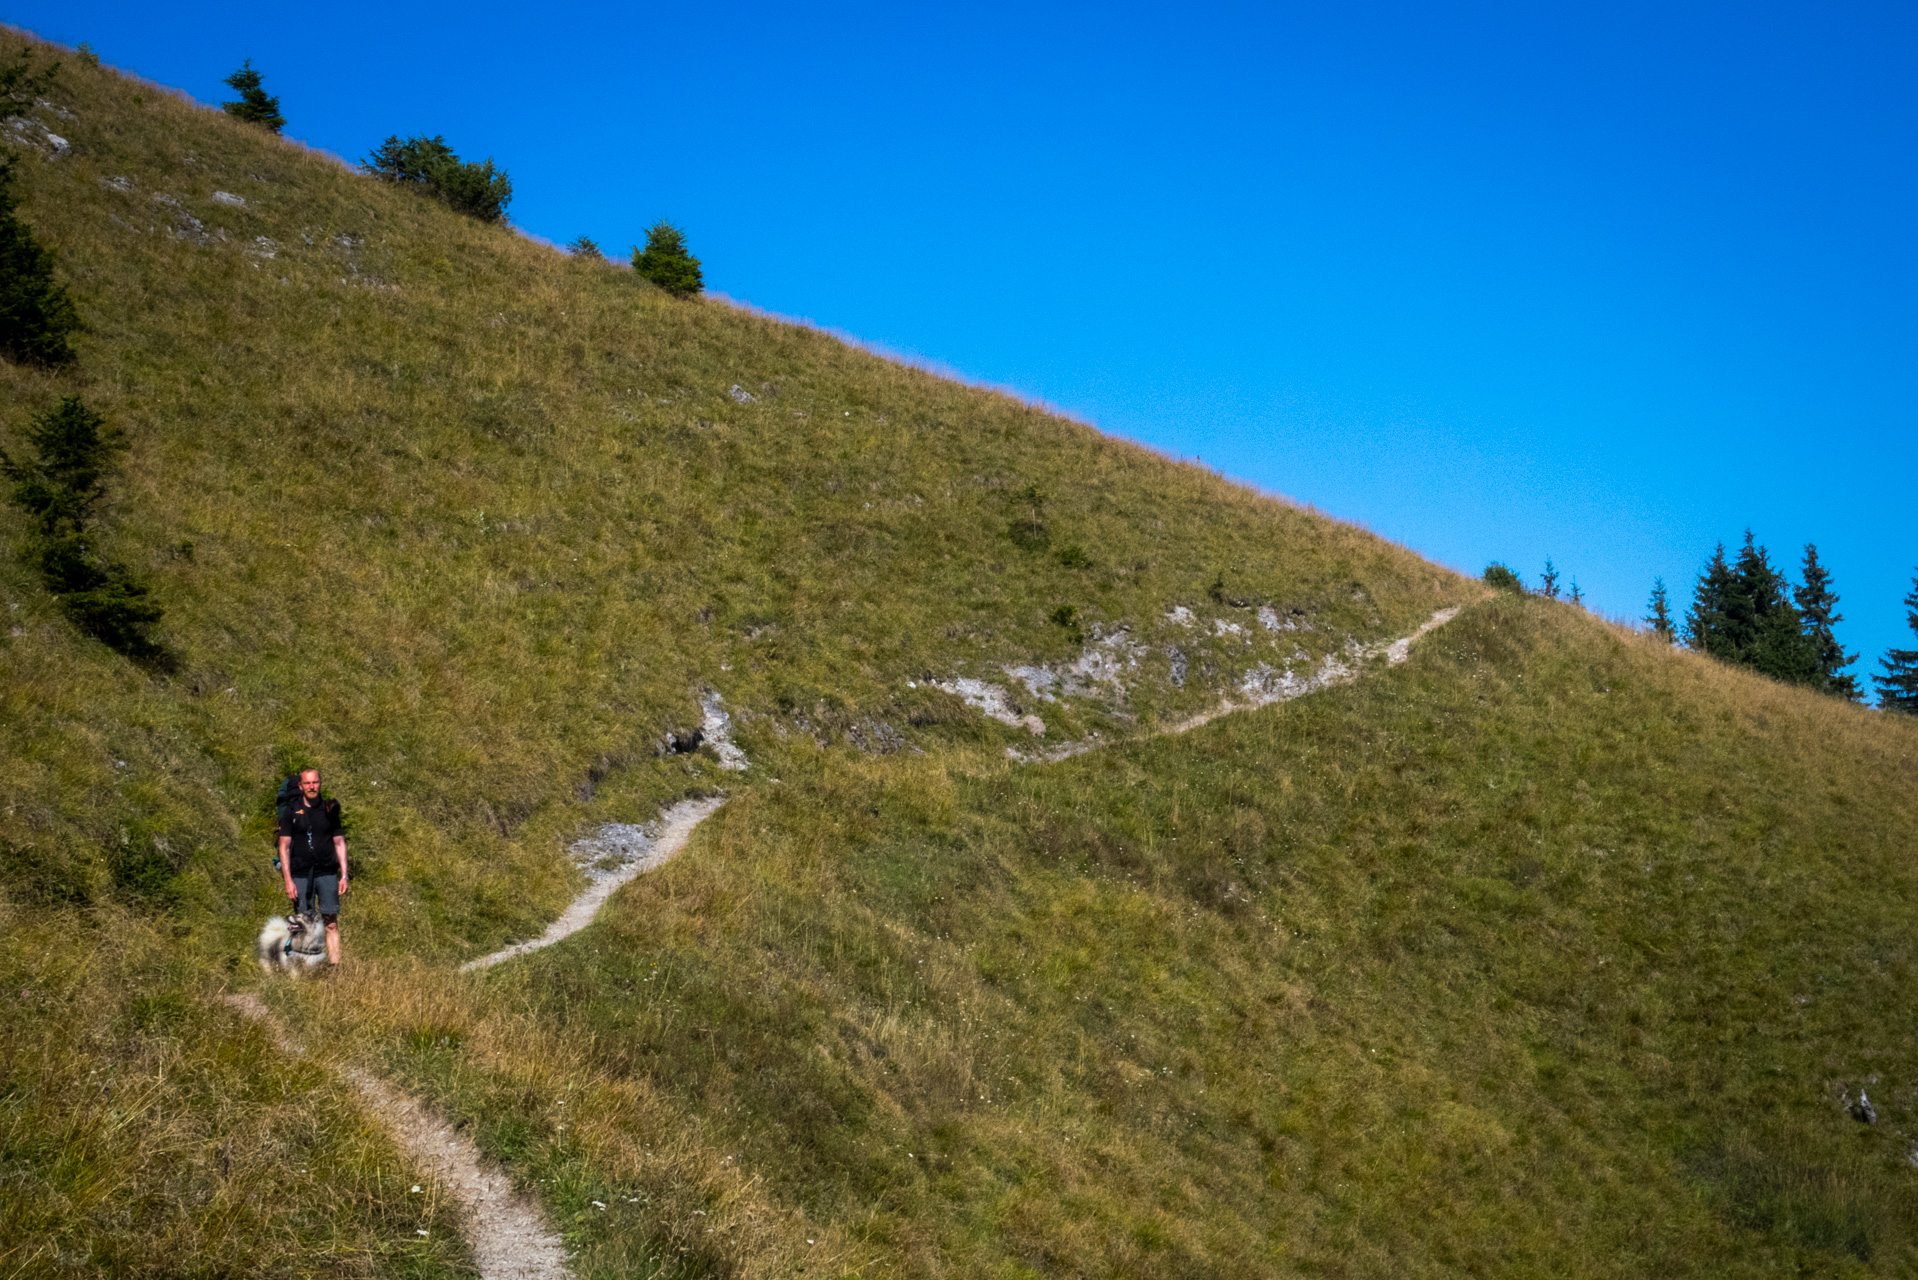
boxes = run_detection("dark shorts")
[291,873,340,918]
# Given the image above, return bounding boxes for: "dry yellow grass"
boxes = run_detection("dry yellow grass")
[7,26,1917,1279]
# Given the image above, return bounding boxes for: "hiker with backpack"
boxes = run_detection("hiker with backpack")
[277,768,349,966]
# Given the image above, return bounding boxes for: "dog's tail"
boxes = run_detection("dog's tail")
[256,915,293,974]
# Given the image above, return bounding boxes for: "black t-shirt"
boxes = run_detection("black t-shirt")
[279,795,344,875]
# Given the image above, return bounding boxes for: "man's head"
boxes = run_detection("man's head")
[299,768,321,799]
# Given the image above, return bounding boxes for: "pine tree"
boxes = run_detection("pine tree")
[1,395,120,538]
[0,46,60,123]
[0,397,166,662]
[0,160,81,366]
[1538,558,1560,600]
[1793,544,1860,700]
[221,59,285,134]
[1645,578,1675,642]
[632,221,703,295]
[1875,571,1918,715]
[1568,579,1584,608]
[1686,543,1736,655]
[1732,531,1817,685]
[567,235,604,260]
[364,135,512,224]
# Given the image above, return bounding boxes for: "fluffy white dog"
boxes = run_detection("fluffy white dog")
[256,911,329,975]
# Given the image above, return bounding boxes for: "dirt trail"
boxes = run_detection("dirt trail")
[462,795,728,973]
[1161,606,1459,736]
[1007,606,1462,760]
[214,608,1459,1273]
[224,796,730,1278]
[222,992,572,1280]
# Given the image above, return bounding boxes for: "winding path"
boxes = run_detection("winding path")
[1014,605,1462,760]
[218,603,1462,1277]
[225,796,729,1279]
[224,992,572,1280]
[462,796,728,972]
[1162,605,1460,736]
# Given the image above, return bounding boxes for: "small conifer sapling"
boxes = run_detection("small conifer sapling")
[632,221,703,295]
[221,59,285,133]
[1645,578,1675,642]
[0,160,81,366]
[1538,559,1560,600]
[567,235,604,260]
[0,397,165,662]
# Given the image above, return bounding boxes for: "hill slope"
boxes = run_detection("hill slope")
[4,31,1917,1279]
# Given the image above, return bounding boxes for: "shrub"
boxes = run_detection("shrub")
[0,161,80,366]
[220,59,284,133]
[567,235,604,260]
[1006,484,1049,551]
[1482,562,1524,594]
[364,135,512,224]
[2,395,119,534]
[0,46,59,121]
[1538,558,1561,600]
[1,397,166,662]
[631,221,702,295]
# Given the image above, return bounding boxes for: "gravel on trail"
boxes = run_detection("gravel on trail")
[222,991,572,1280]
[461,795,728,973]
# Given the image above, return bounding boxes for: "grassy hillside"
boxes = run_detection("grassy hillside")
[4,29,1917,1279]
[308,598,1918,1279]
[1,30,1450,956]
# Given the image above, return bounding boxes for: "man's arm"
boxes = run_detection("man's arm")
[278,835,295,898]
[334,834,349,895]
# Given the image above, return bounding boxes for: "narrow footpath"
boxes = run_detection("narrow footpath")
[220,602,1463,1278]
[463,796,728,972]
[226,797,729,1279]
[224,992,572,1280]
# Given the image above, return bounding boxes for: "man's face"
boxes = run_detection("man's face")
[300,771,321,799]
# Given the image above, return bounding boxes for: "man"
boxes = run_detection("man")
[278,767,349,966]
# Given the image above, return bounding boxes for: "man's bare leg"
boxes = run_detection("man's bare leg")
[325,919,341,965]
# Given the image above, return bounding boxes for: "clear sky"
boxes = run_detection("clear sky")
[17,1,1917,692]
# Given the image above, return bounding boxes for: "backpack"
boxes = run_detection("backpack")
[271,774,321,872]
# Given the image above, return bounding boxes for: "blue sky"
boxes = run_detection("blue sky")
[18,1,1918,690]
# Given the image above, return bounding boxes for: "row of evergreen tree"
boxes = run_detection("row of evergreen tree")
[1643,535,1867,696]
[1487,537,1917,713]
[1642,535,1917,712]
[222,62,704,294]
